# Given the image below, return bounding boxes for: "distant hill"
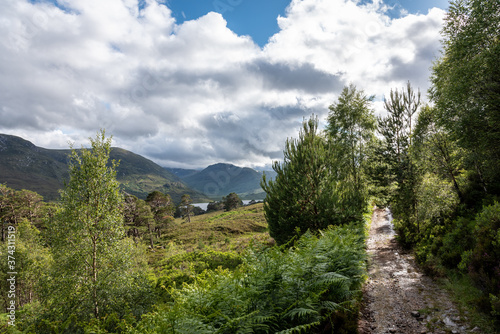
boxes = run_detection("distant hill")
[166,167,200,179]
[167,163,277,200]
[0,134,209,203]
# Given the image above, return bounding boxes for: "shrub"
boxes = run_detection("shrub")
[156,249,243,301]
[468,202,500,318]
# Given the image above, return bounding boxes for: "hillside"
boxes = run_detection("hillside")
[0,134,209,203]
[155,203,269,257]
[168,163,277,200]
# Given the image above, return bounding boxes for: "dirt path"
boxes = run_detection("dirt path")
[358,208,482,334]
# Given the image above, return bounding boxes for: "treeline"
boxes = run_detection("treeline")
[0,182,191,252]
[371,0,500,323]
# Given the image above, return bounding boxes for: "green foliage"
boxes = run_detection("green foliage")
[0,185,46,236]
[431,0,500,198]
[37,130,154,329]
[466,202,500,316]
[206,200,225,212]
[262,115,363,246]
[222,192,243,211]
[146,191,175,222]
[0,219,52,320]
[377,82,421,235]
[129,223,366,334]
[178,194,194,223]
[156,249,243,301]
[0,185,54,330]
[413,106,465,197]
[326,84,376,209]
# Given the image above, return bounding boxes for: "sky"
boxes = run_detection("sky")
[0,0,449,169]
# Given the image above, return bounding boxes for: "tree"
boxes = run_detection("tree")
[378,84,421,193]
[145,191,175,238]
[124,194,156,247]
[261,115,359,246]
[377,83,422,244]
[378,82,420,169]
[179,194,194,223]
[413,105,465,203]
[0,186,46,242]
[222,192,243,211]
[207,201,225,213]
[45,130,144,321]
[146,191,175,220]
[0,218,52,312]
[430,0,500,196]
[326,84,376,210]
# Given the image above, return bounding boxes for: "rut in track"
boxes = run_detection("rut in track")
[358,208,483,334]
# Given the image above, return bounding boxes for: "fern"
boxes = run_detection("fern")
[129,222,367,333]
[275,320,321,334]
[285,307,319,321]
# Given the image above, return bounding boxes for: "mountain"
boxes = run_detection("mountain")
[0,134,209,203]
[166,167,200,179]
[167,163,277,200]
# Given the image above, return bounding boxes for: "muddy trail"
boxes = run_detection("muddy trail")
[358,208,483,334]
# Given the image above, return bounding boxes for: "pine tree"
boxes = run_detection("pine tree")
[222,192,243,211]
[179,194,194,223]
[261,116,358,245]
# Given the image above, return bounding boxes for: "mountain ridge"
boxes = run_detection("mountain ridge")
[166,163,276,200]
[0,133,209,203]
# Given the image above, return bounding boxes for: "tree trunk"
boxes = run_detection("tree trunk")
[92,237,99,319]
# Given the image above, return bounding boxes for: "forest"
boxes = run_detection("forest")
[1,0,499,332]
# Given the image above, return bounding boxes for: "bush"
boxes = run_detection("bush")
[468,202,500,318]
[439,216,475,268]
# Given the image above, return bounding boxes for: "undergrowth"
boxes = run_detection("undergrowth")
[441,273,499,333]
[128,223,367,334]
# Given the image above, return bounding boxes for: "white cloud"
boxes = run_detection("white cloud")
[265,0,444,98]
[0,0,445,168]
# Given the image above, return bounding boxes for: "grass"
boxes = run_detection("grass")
[147,203,271,270]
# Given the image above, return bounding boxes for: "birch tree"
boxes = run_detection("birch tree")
[46,130,143,321]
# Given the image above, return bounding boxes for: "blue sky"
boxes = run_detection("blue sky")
[167,0,449,47]
[1,0,449,168]
[167,0,291,46]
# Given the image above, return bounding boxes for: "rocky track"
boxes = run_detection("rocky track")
[358,208,483,334]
